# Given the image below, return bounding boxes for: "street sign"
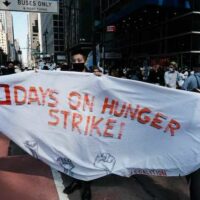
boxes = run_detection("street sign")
[106,25,116,32]
[0,0,59,13]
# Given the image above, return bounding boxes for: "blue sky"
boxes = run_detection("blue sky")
[12,12,28,65]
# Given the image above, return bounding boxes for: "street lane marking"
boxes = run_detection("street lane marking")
[51,168,69,200]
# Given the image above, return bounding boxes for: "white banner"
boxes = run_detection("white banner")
[0,71,200,181]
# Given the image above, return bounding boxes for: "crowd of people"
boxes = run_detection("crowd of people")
[2,58,199,94]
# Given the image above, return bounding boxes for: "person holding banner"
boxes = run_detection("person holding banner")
[63,50,92,200]
[70,50,89,72]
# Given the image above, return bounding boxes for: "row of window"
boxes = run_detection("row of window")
[54,46,64,52]
[113,13,200,45]
[105,32,200,54]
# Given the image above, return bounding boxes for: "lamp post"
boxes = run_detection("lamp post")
[43,29,48,55]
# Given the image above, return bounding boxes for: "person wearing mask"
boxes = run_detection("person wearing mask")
[2,62,15,75]
[147,64,165,86]
[164,61,179,89]
[182,67,200,92]
[63,50,92,200]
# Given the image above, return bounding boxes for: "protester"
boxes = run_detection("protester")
[63,50,92,200]
[164,61,179,88]
[147,64,165,85]
[177,69,189,88]
[0,62,16,75]
[93,66,102,76]
[182,67,200,92]
[14,64,22,73]
[0,65,6,75]
[125,67,143,80]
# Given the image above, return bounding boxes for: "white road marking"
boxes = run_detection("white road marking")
[51,168,70,200]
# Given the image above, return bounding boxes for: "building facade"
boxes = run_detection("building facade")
[0,21,8,54]
[63,0,95,62]
[28,13,40,67]
[0,11,16,62]
[98,0,200,68]
[35,0,67,64]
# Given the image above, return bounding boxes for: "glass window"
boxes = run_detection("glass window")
[167,16,192,36]
[167,35,191,53]
[192,0,200,11]
[54,34,58,39]
[53,21,58,26]
[55,46,59,51]
[59,34,64,39]
[60,46,64,51]
[192,14,200,31]
[53,15,58,20]
[192,34,200,50]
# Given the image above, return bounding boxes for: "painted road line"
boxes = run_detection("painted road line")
[51,168,69,200]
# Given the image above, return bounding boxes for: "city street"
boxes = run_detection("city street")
[0,1,200,200]
[0,133,190,200]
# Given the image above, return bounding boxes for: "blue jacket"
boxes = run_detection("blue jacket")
[182,73,200,91]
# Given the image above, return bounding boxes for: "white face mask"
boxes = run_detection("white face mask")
[169,67,174,72]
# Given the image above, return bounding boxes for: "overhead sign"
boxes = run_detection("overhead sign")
[0,0,59,13]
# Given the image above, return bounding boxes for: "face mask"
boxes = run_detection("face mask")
[72,63,85,72]
[169,67,174,72]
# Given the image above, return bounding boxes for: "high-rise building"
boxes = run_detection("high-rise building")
[5,11,14,44]
[0,21,8,54]
[28,13,40,66]
[5,11,15,61]
[37,0,66,63]
[0,11,15,61]
[38,13,54,55]
[63,0,94,54]
[0,11,6,31]
[98,0,200,68]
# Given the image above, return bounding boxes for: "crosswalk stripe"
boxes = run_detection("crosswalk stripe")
[51,168,70,200]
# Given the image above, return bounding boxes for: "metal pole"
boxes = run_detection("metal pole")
[67,0,74,69]
[103,12,106,73]
[91,0,97,67]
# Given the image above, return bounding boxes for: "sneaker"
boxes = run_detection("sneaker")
[63,180,82,194]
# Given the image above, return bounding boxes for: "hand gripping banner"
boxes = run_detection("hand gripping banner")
[0,71,200,181]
